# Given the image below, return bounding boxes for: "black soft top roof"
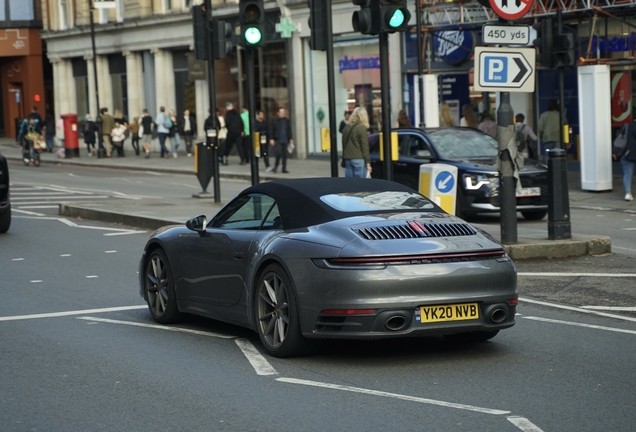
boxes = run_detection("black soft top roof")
[241,178,435,230]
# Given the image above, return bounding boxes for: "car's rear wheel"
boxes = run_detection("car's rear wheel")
[443,330,499,343]
[144,249,184,324]
[255,263,309,358]
[0,204,10,234]
[521,210,547,221]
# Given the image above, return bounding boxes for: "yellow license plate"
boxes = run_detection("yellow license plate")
[418,303,479,323]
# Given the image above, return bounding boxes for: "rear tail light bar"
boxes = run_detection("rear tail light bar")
[328,249,506,266]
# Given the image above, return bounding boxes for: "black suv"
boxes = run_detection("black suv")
[0,150,11,233]
[369,127,548,220]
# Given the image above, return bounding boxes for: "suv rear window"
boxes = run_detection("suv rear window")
[428,129,498,159]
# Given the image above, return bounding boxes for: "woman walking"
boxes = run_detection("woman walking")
[168,109,180,158]
[179,109,197,156]
[129,117,141,155]
[342,107,372,178]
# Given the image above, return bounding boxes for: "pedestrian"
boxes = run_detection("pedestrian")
[342,107,371,178]
[100,107,115,157]
[339,111,351,133]
[439,102,456,127]
[155,106,171,158]
[613,118,636,201]
[140,109,153,158]
[223,102,245,165]
[538,98,561,162]
[168,109,180,158]
[460,104,478,128]
[240,106,251,165]
[179,108,197,156]
[129,116,141,156]
[43,111,55,152]
[83,114,97,156]
[255,110,270,171]
[268,107,293,174]
[28,106,43,132]
[111,119,127,157]
[397,109,411,128]
[56,115,66,150]
[216,108,227,159]
[478,111,497,139]
[514,113,538,159]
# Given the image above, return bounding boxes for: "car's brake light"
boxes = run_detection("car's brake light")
[330,250,505,265]
[320,309,376,315]
[508,298,518,305]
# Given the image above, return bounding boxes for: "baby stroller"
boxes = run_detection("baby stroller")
[22,132,45,167]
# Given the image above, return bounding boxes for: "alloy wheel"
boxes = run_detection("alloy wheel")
[257,271,290,349]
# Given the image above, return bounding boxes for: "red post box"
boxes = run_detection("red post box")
[61,114,79,158]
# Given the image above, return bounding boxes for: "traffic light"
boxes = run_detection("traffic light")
[240,0,265,48]
[352,0,380,36]
[381,0,411,33]
[212,20,234,59]
[554,33,576,67]
[308,0,329,51]
[533,17,554,69]
[192,5,209,60]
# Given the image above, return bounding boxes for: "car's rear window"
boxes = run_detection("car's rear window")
[428,129,499,159]
[320,191,435,212]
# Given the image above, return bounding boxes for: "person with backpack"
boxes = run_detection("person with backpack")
[140,109,154,158]
[155,106,170,158]
[613,120,636,201]
[514,113,538,159]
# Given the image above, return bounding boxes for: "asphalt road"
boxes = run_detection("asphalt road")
[2,162,636,431]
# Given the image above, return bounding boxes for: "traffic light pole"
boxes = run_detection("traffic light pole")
[246,48,259,185]
[415,0,425,127]
[88,0,103,152]
[498,93,518,244]
[205,0,221,202]
[325,0,338,177]
[379,31,393,181]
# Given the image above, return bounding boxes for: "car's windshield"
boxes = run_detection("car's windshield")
[428,129,499,160]
[320,191,435,212]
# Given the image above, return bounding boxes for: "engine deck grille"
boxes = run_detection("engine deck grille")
[354,222,476,240]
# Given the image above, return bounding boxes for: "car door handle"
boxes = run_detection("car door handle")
[232,252,244,260]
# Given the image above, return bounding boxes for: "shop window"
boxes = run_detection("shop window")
[109,54,128,119]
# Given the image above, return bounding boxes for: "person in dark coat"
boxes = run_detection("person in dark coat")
[223,102,245,165]
[268,107,293,173]
[83,114,97,156]
[43,111,56,152]
[255,110,270,171]
[140,109,154,158]
[178,108,197,156]
[614,119,636,201]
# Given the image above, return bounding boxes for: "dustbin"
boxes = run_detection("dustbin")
[62,114,79,158]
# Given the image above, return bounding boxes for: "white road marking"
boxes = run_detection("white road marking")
[523,316,636,335]
[61,254,71,257]
[76,316,236,339]
[0,306,146,322]
[105,250,117,253]
[104,231,147,236]
[12,196,110,201]
[30,280,43,283]
[518,272,636,278]
[12,208,45,216]
[622,228,636,231]
[507,416,545,432]
[519,297,636,323]
[12,258,24,261]
[277,377,510,415]
[16,205,58,209]
[86,275,99,279]
[581,306,636,311]
[235,339,278,376]
[613,245,636,253]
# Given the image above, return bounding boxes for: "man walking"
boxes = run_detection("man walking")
[255,110,270,171]
[268,107,293,174]
[223,102,245,165]
[155,106,170,158]
[538,99,561,163]
[140,109,153,158]
[100,108,114,157]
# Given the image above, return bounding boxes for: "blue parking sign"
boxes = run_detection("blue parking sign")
[484,56,507,83]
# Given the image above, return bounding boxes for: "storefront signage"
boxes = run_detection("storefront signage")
[339,56,380,73]
[611,72,632,126]
[592,33,636,53]
[433,29,474,65]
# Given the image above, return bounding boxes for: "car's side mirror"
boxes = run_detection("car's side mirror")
[186,215,207,232]
[415,149,432,159]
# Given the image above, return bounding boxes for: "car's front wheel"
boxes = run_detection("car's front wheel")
[144,249,184,324]
[443,330,500,343]
[521,210,547,221]
[255,263,309,358]
[0,205,10,233]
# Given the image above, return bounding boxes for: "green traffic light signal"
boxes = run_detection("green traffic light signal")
[387,9,405,28]
[244,26,263,45]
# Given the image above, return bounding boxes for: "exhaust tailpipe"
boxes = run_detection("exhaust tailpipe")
[488,308,507,324]
[385,315,408,331]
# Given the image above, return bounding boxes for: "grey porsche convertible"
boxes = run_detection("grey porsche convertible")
[139,178,517,357]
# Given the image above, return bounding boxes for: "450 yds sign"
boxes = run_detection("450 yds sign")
[482,24,530,46]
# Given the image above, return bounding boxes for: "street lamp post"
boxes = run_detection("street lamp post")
[88,0,103,151]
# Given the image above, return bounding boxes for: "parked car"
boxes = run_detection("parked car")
[0,150,10,233]
[369,127,549,220]
[138,178,517,358]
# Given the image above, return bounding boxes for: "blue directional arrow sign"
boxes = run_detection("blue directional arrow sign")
[435,171,455,193]
[474,46,535,93]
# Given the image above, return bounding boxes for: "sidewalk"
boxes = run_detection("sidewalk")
[4,138,629,260]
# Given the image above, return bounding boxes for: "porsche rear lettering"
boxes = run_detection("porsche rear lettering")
[419,303,479,323]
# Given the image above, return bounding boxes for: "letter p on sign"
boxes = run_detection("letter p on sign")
[485,56,507,82]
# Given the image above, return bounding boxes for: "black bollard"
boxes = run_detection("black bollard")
[547,148,571,240]
[193,141,215,199]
